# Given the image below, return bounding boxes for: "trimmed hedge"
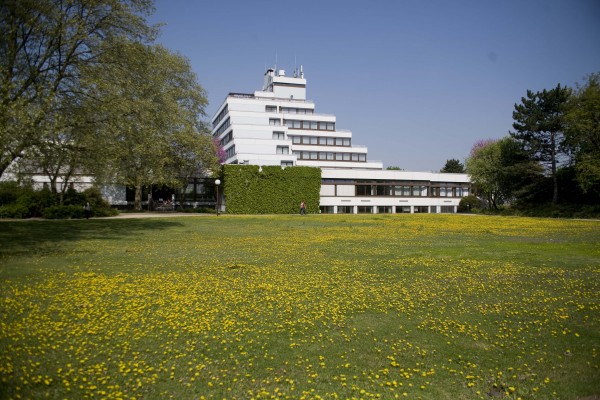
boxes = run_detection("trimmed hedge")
[223,165,321,214]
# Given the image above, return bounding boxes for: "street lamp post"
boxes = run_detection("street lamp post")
[215,179,221,216]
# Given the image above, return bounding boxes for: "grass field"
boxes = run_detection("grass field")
[0,214,599,400]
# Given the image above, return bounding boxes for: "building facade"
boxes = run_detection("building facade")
[211,67,470,214]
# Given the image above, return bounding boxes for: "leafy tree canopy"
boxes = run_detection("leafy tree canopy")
[0,0,157,178]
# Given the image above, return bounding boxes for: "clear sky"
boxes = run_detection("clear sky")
[149,0,600,171]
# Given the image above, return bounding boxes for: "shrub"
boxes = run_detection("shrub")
[83,187,118,217]
[0,181,22,205]
[458,195,483,213]
[0,203,30,218]
[43,205,85,219]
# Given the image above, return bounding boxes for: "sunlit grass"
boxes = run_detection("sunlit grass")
[1,214,599,399]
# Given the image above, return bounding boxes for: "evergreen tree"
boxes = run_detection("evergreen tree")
[440,159,465,173]
[511,84,572,203]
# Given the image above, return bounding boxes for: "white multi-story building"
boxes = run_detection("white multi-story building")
[211,67,470,214]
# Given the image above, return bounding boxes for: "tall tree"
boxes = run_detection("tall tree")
[84,39,218,210]
[465,139,502,209]
[0,0,155,179]
[496,136,544,205]
[564,73,600,195]
[511,84,571,203]
[440,158,465,173]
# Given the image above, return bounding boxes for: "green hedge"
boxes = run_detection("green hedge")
[223,165,321,214]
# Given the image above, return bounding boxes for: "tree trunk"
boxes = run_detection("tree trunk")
[551,131,558,204]
[134,184,142,210]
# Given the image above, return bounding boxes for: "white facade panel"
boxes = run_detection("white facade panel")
[320,185,336,196]
[336,185,355,196]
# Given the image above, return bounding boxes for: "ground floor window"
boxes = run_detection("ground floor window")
[377,206,393,213]
[440,206,455,213]
[357,206,373,214]
[396,206,411,213]
[337,206,354,214]
[414,206,428,213]
[320,206,334,214]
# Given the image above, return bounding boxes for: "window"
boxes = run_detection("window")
[310,152,318,160]
[266,105,277,112]
[309,136,318,145]
[320,206,334,214]
[292,136,301,144]
[269,118,281,126]
[357,206,373,214]
[378,206,393,214]
[335,138,343,146]
[327,122,335,131]
[359,154,366,162]
[337,206,354,214]
[326,137,334,145]
[276,146,289,154]
[342,153,350,161]
[281,161,293,167]
[440,206,455,213]
[220,131,233,146]
[351,154,359,161]
[414,206,428,213]
[311,121,318,130]
[343,138,351,146]
[213,117,230,137]
[356,185,372,196]
[212,105,228,129]
[224,145,235,159]
[273,131,285,140]
[326,152,334,160]
[396,206,411,213]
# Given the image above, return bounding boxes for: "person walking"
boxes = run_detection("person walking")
[300,201,306,215]
[83,202,92,219]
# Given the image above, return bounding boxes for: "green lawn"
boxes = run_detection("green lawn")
[1,214,599,399]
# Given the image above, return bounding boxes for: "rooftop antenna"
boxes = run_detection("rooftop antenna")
[294,55,297,77]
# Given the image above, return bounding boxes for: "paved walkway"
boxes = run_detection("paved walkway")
[103,212,215,219]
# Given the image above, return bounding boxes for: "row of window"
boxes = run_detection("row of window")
[213,117,230,137]
[212,105,228,129]
[220,131,233,147]
[285,119,335,131]
[320,205,455,214]
[270,118,335,131]
[291,135,351,146]
[293,151,367,162]
[355,185,469,197]
[224,145,235,159]
[266,105,314,115]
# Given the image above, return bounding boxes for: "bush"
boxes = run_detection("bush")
[63,188,86,206]
[0,203,30,218]
[458,195,483,213]
[0,181,22,205]
[83,187,118,217]
[43,205,85,219]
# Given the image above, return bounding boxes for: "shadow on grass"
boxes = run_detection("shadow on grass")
[0,219,184,259]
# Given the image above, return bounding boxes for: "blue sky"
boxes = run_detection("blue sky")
[149,0,600,171]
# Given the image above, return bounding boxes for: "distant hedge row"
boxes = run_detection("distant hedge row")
[0,182,117,219]
[223,165,321,214]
